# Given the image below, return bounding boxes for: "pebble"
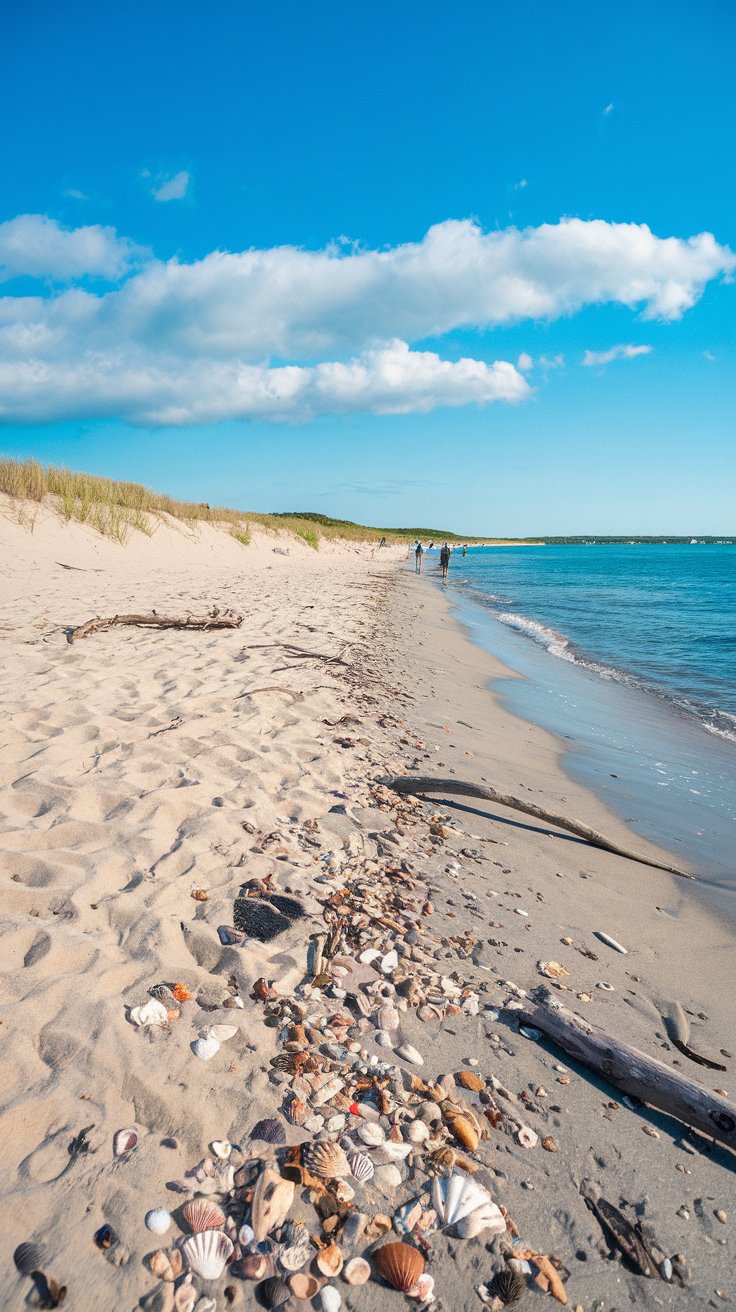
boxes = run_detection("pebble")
[676,1206,690,1220]
[374,1163,402,1190]
[715,1209,727,1224]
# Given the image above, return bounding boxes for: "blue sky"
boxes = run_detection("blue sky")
[1,0,734,533]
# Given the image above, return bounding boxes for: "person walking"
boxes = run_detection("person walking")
[414,541,424,573]
[440,542,450,578]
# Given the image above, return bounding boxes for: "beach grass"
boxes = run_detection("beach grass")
[0,457,501,547]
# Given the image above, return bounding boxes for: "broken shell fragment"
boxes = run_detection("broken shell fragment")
[251,1117,286,1145]
[316,1242,344,1277]
[251,1167,296,1241]
[150,1247,184,1281]
[396,1043,424,1066]
[517,1125,538,1148]
[113,1126,139,1156]
[538,961,570,979]
[130,999,169,1028]
[182,1229,234,1280]
[375,1242,425,1293]
[356,1122,385,1147]
[456,1200,505,1238]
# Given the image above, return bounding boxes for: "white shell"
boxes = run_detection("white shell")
[237,1223,255,1249]
[380,950,398,974]
[209,1024,238,1042]
[356,1122,385,1147]
[358,949,381,964]
[372,1141,412,1163]
[595,931,627,954]
[396,1043,424,1066]
[145,1207,172,1235]
[517,1125,538,1148]
[348,1150,374,1182]
[210,1139,231,1159]
[130,999,169,1027]
[344,1256,371,1285]
[182,1228,234,1279]
[455,1201,506,1238]
[411,1273,435,1302]
[432,1172,491,1227]
[278,1241,312,1272]
[407,1121,429,1144]
[192,1035,221,1061]
[317,1286,341,1312]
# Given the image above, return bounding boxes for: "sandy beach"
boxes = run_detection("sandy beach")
[1,501,733,1311]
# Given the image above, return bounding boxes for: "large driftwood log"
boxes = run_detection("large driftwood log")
[379,774,692,878]
[516,991,734,1152]
[68,610,242,643]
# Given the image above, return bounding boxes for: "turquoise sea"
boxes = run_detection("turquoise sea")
[431,543,736,890]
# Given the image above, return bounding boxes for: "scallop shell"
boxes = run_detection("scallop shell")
[145,1207,172,1235]
[343,1256,371,1285]
[182,1228,234,1279]
[251,1166,296,1241]
[431,1172,491,1227]
[256,1276,291,1308]
[251,1117,286,1145]
[303,1141,350,1179]
[348,1150,374,1182]
[13,1242,45,1275]
[456,1200,505,1238]
[113,1126,139,1156]
[316,1241,343,1277]
[289,1273,320,1299]
[286,1097,308,1125]
[375,1241,425,1293]
[182,1198,225,1233]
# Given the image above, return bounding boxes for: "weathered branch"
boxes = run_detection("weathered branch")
[516,990,734,1152]
[379,775,692,878]
[68,610,242,643]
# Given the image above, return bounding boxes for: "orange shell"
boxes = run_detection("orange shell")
[182,1198,226,1233]
[447,1114,480,1152]
[286,1098,307,1125]
[172,983,192,1003]
[191,889,209,901]
[455,1071,484,1092]
[375,1242,425,1293]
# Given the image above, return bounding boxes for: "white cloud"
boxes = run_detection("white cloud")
[517,352,533,371]
[703,350,716,362]
[0,214,731,424]
[603,102,615,116]
[582,343,652,366]
[538,353,565,369]
[0,214,140,282]
[513,178,528,190]
[152,171,190,202]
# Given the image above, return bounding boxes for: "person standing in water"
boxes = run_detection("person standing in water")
[440,542,450,578]
[415,541,424,573]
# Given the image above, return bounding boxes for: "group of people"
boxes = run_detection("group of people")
[413,540,467,576]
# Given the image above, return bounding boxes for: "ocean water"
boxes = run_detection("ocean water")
[432,544,736,890]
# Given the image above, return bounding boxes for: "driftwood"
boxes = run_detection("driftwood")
[68,610,242,643]
[379,775,692,878]
[516,990,735,1152]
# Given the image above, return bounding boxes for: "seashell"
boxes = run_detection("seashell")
[238,1222,255,1249]
[316,1241,343,1277]
[150,1247,184,1281]
[343,1256,371,1285]
[348,1150,374,1182]
[594,931,627,954]
[356,1121,385,1147]
[455,1070,484,1092]
[375,1242,425,1293]
[145,1208,172,1235]
[407,1120,430,1144]
[174,1278,198,1312]
[456,1200,506,1238]
[241,1254,272,1280]
[372,1140,412,1164]
[182,1198,225,1233]
[210,1139,231,1160]
[317,1288,342,1312]
[538,960,570,979]
[377,1003,399,1031]
[432,1172,491,1227]
[287,1098,308,1125]
[191,888,209,901]
[488,1268,527,1307]
[289,1272,320,1299]
[359,948,381,964]
[396,1043,424,1066]
[14,1242,45,1274]
[410,1273,435,1303]
[193,1299,216,1312]
[277,1241,311,1273]
[447,1114,479,1153]
[182,1228,234,1279]
[130,998,169,1027]
[256,1276,291,1308]
[303,1141,350,1179]
[251,1117,286,1145]
[113,1126,139,1156]
[280,1219,309,1248]
[517,1125,538,1149]
[192,1035,220,1061]
[172,982,192,1002]
[251,1167,296,1241]
[210,1023,238,1042]
[380,949,398,974]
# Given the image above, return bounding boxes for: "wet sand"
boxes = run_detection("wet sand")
[0,502,733,1310]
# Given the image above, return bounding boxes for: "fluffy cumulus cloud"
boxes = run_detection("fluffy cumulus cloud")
[582,343,653,366]
[0,214,141,282]
[0,215,732,424]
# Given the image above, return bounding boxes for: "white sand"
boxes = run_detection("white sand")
[0,498,733,1310]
